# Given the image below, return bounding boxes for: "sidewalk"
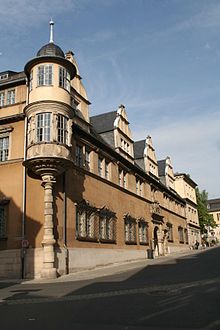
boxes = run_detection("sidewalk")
[0,247,211,286]
[0,247,214,304]
[21,247,208,285]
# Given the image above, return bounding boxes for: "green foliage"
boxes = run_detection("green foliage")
[196,188,216,233]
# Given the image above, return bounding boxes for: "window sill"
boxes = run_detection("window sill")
[125,241,137,245]
[99,238,116,244]
[139,242,149,246]
[76,236,98,242]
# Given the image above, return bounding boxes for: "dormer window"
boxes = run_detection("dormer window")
[36,113,51,142]
[59,67,70,92]
[37,65,53,86]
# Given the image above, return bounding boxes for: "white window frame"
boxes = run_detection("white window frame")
[7,89,15,105]
[59,67,70,92]
[0,92,5,107]
[0,136,9,162]
[37,65,53,86]
[36,113,52,142]
[57,114,68,144]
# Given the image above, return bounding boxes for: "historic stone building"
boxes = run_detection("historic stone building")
[0,22,200,279]
[207,198,220,242]
[174,173,201,246]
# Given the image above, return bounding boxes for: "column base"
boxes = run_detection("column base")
[41,267,57,279]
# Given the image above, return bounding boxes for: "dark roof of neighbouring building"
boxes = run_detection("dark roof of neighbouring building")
[158,159,166,177]
[134,140,145,159]
[37,43,65,58]
[90,111,117,133]
[207,198,220,212]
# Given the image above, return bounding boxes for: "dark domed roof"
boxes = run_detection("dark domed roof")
[37,43,65,58]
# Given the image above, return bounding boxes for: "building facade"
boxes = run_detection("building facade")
[174,173,201,246]
[207,198,220,243]
[0,23,199,279]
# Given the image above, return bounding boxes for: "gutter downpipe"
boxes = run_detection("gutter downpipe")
[21,78,29,279]
[63,172,69,274]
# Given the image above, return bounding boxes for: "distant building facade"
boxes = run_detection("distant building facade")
[207,198,220,242]
[174,173,201,246]
[0,23,200,279]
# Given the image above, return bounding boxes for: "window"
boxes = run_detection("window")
[136,178,143,196]
[59,67,70,92]
[0,206,7,238]
[119,168,127,188]
[0,136,9,162]
[138,221,148,245]
[178,226,184,243]
[167,223,173,242]
[105,161,110,180]
[184,229,188,244]
[85,148,90,170]
[76,144,83,167]
[29,70,33,91]
[76,201,98,241]
[98,157,103,177]
[99,215,116,241]
[7,90,15,105]
[37,65,53,86]
[36,113,51,142]
[0,92,5,107]
[124,215,137,244]
[57,114,68,144]
[76,210,97,240]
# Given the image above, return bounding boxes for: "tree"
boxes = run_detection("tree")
[196,188,216,234]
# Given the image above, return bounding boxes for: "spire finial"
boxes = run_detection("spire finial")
[49,19,54,43]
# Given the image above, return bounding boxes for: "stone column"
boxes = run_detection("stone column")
[41,174,57,279]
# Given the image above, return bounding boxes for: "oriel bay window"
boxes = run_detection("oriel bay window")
[124,214,137,244]
[76,201,98,241]
[37,65,53,86]
[36,113,51,142]
[138,219,148,245]
[59,67,70,92]
[57,114,68,144]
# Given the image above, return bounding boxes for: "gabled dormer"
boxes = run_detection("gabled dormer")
[158,157,175,190]
[90,104,134,162]
[134,135,158,178]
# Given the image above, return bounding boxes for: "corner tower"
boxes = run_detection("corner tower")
[23,21,77,279]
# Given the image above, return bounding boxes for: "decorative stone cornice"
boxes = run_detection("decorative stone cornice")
[23,157,72,177]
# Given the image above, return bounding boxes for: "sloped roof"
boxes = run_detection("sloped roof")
[134,140,145,159]
[158,159,166,177]
[207,198,220,212]
[90,111,117,133]
[37,43,65,58]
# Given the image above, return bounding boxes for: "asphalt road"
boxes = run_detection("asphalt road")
[1,247,220,330]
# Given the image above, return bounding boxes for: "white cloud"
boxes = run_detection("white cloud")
[0,0,86,31]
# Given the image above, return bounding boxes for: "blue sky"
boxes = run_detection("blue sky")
[0,0,219,198]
